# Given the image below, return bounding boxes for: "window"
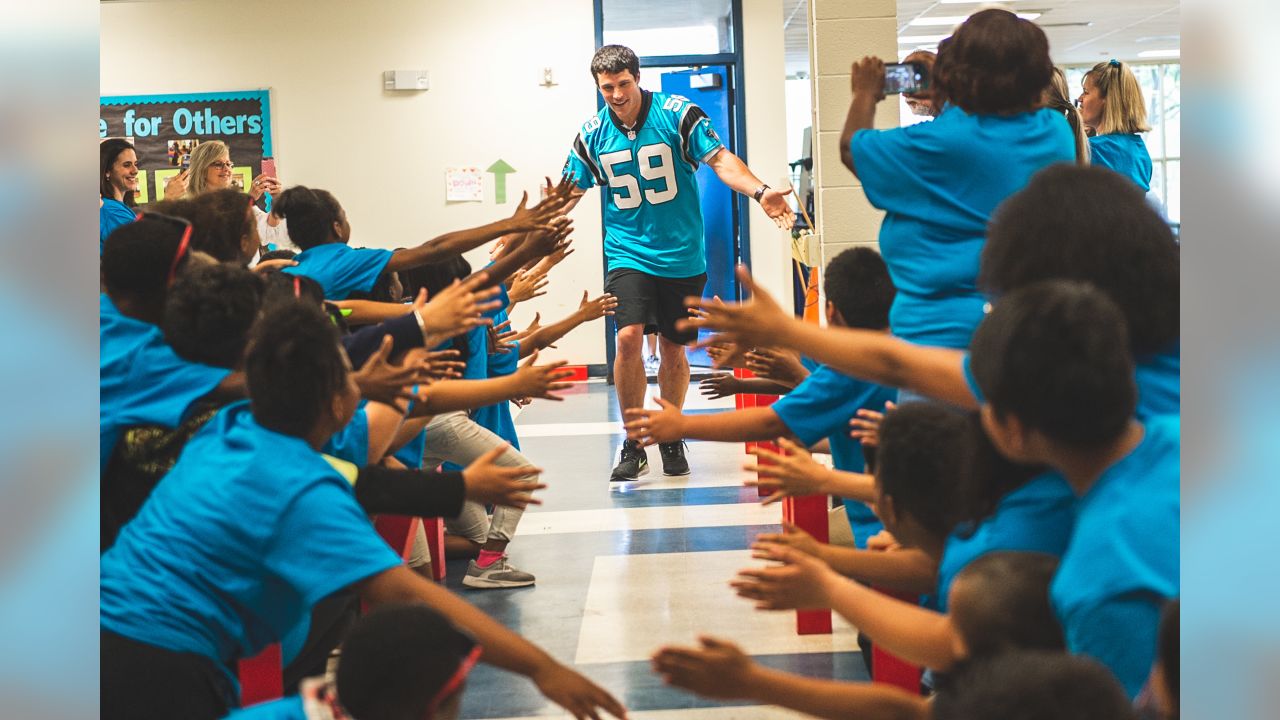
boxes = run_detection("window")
[601,0,734,57]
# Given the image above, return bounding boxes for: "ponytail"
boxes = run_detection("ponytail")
[1085,60,1151,136]
[1045,68,1090,165]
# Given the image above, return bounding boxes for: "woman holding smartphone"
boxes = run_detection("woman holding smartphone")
[179,140,290,257]
[838,9,1075,387]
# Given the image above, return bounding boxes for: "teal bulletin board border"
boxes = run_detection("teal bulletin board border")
[100,89,274,157]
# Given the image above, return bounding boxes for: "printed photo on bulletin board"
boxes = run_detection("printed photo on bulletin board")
[99,89,275,205]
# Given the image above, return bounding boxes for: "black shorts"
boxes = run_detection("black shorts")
[605,268,707,345]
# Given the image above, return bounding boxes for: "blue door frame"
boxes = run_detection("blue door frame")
[593,0,751,376]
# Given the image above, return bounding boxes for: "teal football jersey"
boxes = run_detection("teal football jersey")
[564,90,724,278]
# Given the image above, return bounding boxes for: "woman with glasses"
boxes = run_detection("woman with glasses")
[183,140,290,256]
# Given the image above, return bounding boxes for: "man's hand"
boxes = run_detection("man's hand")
[577,291,618,322]
[163,169,189,199]
[731,543,842,611]
[415,273,502,340]
[699,372,742,400]
[758,186,796,230]
[744,347,809,388]
[461,444,546,509]
[622,397,685,448]
[530,662,628,720]
[743,436,831,505]
[681,267,793,352]
[752,522,825,562]
[850,400,895,448]
[510,350,576,401]
[352,335,428,409]
[652,636,758,701]
[850,56,887,102]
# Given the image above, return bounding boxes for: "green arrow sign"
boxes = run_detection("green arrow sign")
[486,159,516,204]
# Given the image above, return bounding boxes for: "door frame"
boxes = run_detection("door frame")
[593,0,751,376]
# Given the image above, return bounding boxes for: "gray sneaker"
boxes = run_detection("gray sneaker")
[462,556,536,589]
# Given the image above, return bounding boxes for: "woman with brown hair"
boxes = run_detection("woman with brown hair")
[837,9,1075,368]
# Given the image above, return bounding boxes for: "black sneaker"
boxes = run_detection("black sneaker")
[659,441,691,476]
[610,439,649,481]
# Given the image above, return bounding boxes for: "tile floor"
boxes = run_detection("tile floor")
[445,382,868,719]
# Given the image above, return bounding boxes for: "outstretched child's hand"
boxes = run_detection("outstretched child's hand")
[577,291,618,321]
[731,543,842,611]
[461,444,546,509]
[850,400,896,447]
[530,661,628,720]
[652,636,758,700]
[682,267,793,352]
[623,397,685,447]
[699,372,741,399]
[743,437,831,505]
[510,350,576,401]
[744,346,809,388]
[752,522,824,561]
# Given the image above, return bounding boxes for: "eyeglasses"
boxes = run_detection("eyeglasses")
[208,161,234,170]
[135,211,193,286]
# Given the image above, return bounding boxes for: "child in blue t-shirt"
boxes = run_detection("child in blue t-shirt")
[966,281,1179,698]
[276,183,570,300]
[624,248,897,547]
[100,301,625,720]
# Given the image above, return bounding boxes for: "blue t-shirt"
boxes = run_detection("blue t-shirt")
[962,348,1179,421]
[771,364,897,548]
[322,403,370,467]
[1088,133,1153,192]
[931,472,1077,612]
[100,402,401,685]
[100,198,135,254]
[849,105,1075,348]
[394,428,428,469]
[223,696,304,719]
[472,304,522,449]
[283,243,393,300]
[99,293,231,471]
[565,90,725,278]
[1051,415,1180,698]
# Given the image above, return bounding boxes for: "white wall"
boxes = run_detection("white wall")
[101,0,791,365]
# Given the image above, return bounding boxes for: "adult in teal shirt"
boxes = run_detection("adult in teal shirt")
[100,138,140,253]
[841,10,1075,350]
[562,44,794,482]
[1077,59,1154,191]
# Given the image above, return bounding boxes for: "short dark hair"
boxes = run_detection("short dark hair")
[100,138,137,207]
[337,604,478,720]
[969,281,1136,448]
[153,189,255,264]
[932,9,1053,115]
[245,300,348,438]
[950,414,1046,527]
[876,402,970,539]
[101,214,192,307]
[258,248,298,264]
[935,651,1135,720]
[162,264,264,368]
[590,44,640,81]
[273,186,343,250]
[398,257,473,362]
[823,247,894,330]
[951,552,1064,659]
[981,164,1180,358]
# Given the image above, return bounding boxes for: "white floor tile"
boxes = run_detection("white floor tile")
[575,550,859,665]
[518,504,781,536]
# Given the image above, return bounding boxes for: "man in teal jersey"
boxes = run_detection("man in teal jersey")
[563,44,794,482]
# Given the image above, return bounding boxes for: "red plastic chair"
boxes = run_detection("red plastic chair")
[238,643,283,706]
[870,589,923,693]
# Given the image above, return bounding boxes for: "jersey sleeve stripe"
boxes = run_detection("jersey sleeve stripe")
[573,134,607,186]
[677,105,710,169]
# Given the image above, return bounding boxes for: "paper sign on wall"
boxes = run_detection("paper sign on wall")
[445,167,484,202]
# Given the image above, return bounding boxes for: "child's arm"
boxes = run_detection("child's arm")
[360,565,626,719]
[744,437,875,503]
[409,353,574,415]
[517,291,618,358]
[652,636,927,720]
[686,267,975,408]
[624,402,791,446]
[753,525,938,594]
[737,544,960,671]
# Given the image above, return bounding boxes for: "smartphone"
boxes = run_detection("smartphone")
[180,154,191,170]
[884,62,928,95]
